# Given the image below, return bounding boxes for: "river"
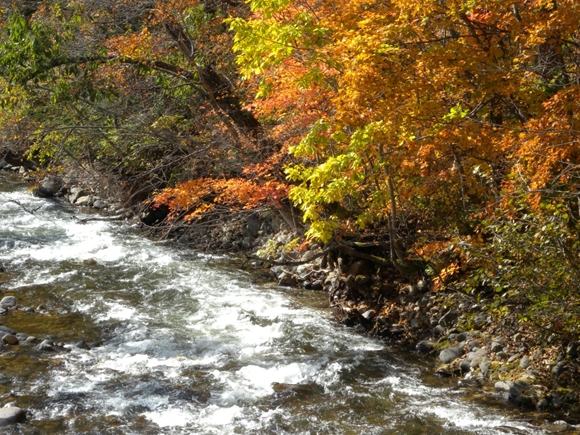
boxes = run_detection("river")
[0,171,547,434]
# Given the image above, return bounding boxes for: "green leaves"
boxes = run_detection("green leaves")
[0,13,65,84]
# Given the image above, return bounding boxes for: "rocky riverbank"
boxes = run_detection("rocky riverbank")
[3,162,580,432]
[262,243,580,431]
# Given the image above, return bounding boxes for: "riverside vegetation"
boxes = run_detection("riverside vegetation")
[1,0,580,428]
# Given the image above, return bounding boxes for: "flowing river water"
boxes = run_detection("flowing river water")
[0,171,548,434]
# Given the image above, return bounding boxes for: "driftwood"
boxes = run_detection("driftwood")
[72,215,126,224]
[0,199,42,215]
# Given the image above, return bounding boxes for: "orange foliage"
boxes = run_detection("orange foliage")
[152,178,289,221]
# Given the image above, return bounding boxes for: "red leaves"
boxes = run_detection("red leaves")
[152,177,289,222]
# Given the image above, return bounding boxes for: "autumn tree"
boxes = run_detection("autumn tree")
[231,0,580,249]
[0,0,289,218]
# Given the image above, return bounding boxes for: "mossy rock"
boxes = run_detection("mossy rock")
[433,340,451,352]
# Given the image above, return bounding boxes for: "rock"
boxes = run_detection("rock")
[542,421,571,433]
[459,358,471,373]
[300,250,317,263]
[519,355,530,369]
[552,361,566,376]
[92,199,107,209]
[15,333,29,341]
[360,309,375,320]
[305,280,324,290]
[467,348,487,368]
[472,313,489,329]
[0,325,17,335]
[496,351,508,360]
[347,260,370,277]
[415,279,429,292]
[24,336,39,345]
[536,398,550,411]
[438,310,458,328]
[467,340,480,351]
[278,271,297,287]
[439,345,463,363]
[0,375,11,385]
[391,324,405,334]
[455,332,470,342]
[495,381,512,391]
[246,215,261,238]
[509,380,546,409]
[2,334,18,345]
[479,357,491,375]
[34,177,63,198]
[490,338,505,352]
[36,340,54,351]
[68,186,87,203]
[75,195,93,206]
[432,325,446,337]
[551,392,563,408]
[270,266,284,278]
[416,340,436,353]
[0,407,26,426]
[436,361,461,377]
[0,296,17,309]
[76,340,91,350]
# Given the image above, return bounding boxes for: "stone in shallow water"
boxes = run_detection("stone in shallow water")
[0,296,16,309]
[0,407,26,426]
[416,340,435,353]
[24,336,39,345]
[36,340,54,351]
[2,334,18,345]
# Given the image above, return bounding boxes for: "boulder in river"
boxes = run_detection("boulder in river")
[34,177,63,198]
[0,407,26,426]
